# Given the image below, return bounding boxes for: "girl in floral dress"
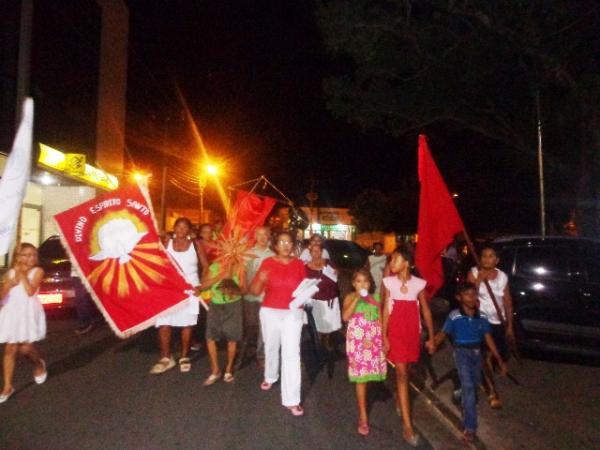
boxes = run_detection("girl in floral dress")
[343,269,386,436]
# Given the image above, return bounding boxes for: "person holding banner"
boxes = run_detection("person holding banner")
[382,247,436,447]
[251,231,307,416]
[0,243,48,403]
[150,218,208,374]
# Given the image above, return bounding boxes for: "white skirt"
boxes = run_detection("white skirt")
[311,298,342,334]
[0,294,46,343]
[155,296,199,327]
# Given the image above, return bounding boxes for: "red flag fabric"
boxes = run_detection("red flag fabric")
[415,135,465,299]
[222,190,276,243]
[54,183,193,338]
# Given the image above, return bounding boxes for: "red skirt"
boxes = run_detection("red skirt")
[387,300,421,364]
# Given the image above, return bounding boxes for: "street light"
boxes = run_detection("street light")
[199,163,220,223]
[132,171,151,183]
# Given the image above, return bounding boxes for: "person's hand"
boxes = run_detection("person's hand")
[257,270,268,284]
[497,359,508,376]
[383,337,390,354]
[425,338,436,355]
[505,326,516,345]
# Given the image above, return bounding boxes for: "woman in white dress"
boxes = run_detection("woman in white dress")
[150,218,208,374]
[0,243,48,403]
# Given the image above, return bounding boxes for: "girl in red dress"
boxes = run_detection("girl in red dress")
[382,247,435,447]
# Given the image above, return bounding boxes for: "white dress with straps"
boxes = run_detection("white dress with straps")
[155,240,200,327]
[0,268,46,343]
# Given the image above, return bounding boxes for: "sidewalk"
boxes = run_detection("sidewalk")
[417,298,600,450]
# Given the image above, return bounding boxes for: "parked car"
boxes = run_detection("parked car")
[38,235,76,310]
[323,239,370,299]
[491,236,600,357]
[324,239,369,271]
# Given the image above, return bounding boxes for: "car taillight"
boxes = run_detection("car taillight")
[38,293,63,305]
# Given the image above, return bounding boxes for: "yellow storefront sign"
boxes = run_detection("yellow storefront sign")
[38,143,119,190]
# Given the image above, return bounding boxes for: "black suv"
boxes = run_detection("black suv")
[493,236,600,357]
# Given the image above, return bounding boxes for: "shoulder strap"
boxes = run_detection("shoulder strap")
[482,278,506,325]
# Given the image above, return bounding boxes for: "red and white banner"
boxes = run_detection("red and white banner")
[54,183,192,338]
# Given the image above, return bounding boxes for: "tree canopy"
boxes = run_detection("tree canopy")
[318,0,600,236]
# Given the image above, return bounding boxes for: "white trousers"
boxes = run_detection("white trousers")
[260,307,303,407]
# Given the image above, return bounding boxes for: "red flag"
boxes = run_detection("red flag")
[415,135,464,298]
[222,190,276,243]
[54,183,193,338]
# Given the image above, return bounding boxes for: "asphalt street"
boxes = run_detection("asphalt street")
[0,316,463,450]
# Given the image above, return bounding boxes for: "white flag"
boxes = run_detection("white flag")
[0,98,34,256]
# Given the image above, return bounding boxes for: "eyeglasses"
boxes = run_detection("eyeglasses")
[277,240,292,244]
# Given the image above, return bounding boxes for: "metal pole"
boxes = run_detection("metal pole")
[160,165,167,231]
[536,89,546,238]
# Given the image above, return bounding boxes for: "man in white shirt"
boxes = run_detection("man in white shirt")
[239,227,274,367]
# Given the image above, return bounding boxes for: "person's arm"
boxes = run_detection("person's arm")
[433,330,447,348]
[466,268,481,290]
[19,267,44,297]
[382,286,391,354]
[342,292,360,322]
[250,268,268,296]
[502,281,515,335]
[484,333,508,375]
[418,290,436,354]
[1,271,18,298]
[194,240,210,280]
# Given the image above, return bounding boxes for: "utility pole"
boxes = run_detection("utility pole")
[306,178,318,236]
[536,88,546,238]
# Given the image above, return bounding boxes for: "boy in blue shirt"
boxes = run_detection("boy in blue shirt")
[433,282,507,443]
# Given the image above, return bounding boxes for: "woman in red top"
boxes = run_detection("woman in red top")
[251,231,306,416]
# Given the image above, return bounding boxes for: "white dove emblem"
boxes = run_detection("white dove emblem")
[89,218,147,264]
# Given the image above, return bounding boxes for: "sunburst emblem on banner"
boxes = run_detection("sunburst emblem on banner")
[87,210,169,297]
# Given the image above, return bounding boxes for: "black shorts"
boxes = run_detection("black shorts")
[206,301,243,342]
[483,324,509,361]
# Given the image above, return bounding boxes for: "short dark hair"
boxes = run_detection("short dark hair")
[174,217,192,229]
[479,242,497,256]
[392,245,414,266]
[456,281,477,296]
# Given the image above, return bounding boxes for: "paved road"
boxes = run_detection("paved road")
[0,316,462,450]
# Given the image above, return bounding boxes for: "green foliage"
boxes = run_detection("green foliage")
[318,0,600,236]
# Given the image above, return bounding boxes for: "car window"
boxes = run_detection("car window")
[39,237,66,260]
[583,244,600,284]
[515,246,572,281]
[497,248,515,275]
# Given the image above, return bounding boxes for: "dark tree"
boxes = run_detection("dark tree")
[318,0,600,236]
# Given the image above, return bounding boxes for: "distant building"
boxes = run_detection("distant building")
[300,206,355,241]
[0,1,128,265]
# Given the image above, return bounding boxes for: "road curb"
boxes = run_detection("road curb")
[411,379,487,450]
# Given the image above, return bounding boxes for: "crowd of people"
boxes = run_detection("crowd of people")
[0,220,515,446]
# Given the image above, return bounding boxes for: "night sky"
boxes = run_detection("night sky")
[120,1,568,233]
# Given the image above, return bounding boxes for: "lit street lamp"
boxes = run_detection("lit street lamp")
[199,164,219,223]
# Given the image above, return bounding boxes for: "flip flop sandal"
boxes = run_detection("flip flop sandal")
[149,357,176,375]
[357,421,369,436]
[0,387,15,404]
[260,380,273,391]
[203,372,222,387]
[178,357,191,373]
[403,431,420,447]
[223,373,235,383]
[462,430,476,443]
[488,395,502,409]
[285,405,304,417]
[34,359,48,384]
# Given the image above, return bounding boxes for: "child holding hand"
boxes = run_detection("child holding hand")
[433,282,507,443]
[343,269,387,436]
